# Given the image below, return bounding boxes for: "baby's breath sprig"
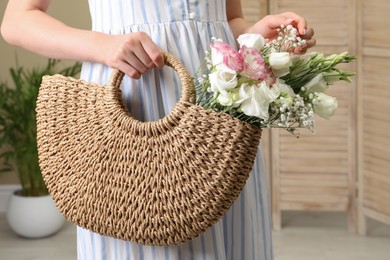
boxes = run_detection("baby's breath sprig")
[267,24,307,53]
[261,93,316,136]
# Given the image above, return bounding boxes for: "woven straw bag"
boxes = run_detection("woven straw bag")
[36,52,262,246]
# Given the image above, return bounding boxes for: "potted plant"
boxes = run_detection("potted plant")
[0,59,81,238]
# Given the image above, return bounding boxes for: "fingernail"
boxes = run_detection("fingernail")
[302,28,307,35]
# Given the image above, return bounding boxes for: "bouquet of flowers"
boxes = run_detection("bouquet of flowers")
[195,25,356,135]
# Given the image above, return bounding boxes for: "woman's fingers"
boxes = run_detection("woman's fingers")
[279,12,307,35]
[305,38,316,49]
[115,61,141,79]
[140,36,164,69]
[105,32,163,79]
[251,12,314,44]
[132,32,164,69]
[293,26,316,54]
[124,53,150,79]
[302,27,315,39]
[293,38,316,54]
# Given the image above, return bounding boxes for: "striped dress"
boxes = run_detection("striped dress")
[77,0,273,259]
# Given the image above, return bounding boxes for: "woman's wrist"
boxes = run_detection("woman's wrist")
[228,17,252,39]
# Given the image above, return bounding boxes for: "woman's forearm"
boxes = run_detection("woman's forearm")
[1,0,108,63]
[226,0,252,39]
[228,17,252,39]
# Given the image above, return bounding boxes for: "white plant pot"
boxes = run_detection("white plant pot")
[6,191,65,238]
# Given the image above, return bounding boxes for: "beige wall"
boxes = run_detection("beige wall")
[0,1,90,184]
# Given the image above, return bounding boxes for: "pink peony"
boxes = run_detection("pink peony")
[239,46,276,84]
[210,41,244,72]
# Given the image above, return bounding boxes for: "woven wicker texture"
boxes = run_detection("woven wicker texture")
[36,52,262,246]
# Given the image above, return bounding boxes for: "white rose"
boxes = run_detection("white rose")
[313,93,338,119]
[209,69,238,96]
[302,74,328,93]
[269,52,292,77]
[237,33,265,50]
[239,81,279,120]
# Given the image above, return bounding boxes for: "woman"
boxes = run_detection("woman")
[1,1,315,259]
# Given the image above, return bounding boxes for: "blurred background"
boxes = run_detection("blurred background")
[0,0,389,259]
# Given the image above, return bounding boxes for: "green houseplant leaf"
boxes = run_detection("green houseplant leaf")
[0,59,82,196]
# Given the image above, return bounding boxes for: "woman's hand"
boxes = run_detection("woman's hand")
[102,32,164,79]
[1,0,164,79]
[226,1,315,54]
[247,12,316,54]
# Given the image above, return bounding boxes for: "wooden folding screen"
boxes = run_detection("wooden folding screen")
[268,0,358,231]
[241,0,390,232]
[357,0,390,234]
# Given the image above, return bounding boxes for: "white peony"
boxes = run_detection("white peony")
[209,69,238,96]
[238,81,280,120]
[269,52,292,77]
[237,33,265,50]
[313,93,338,119]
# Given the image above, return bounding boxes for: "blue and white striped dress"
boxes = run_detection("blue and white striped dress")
[77,0,273,259]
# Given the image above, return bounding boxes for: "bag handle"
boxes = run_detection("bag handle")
[106,51,197,136]
[108,51,196,104]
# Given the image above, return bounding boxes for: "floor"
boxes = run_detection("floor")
[1,212,389,260]
[273,212,390,260]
